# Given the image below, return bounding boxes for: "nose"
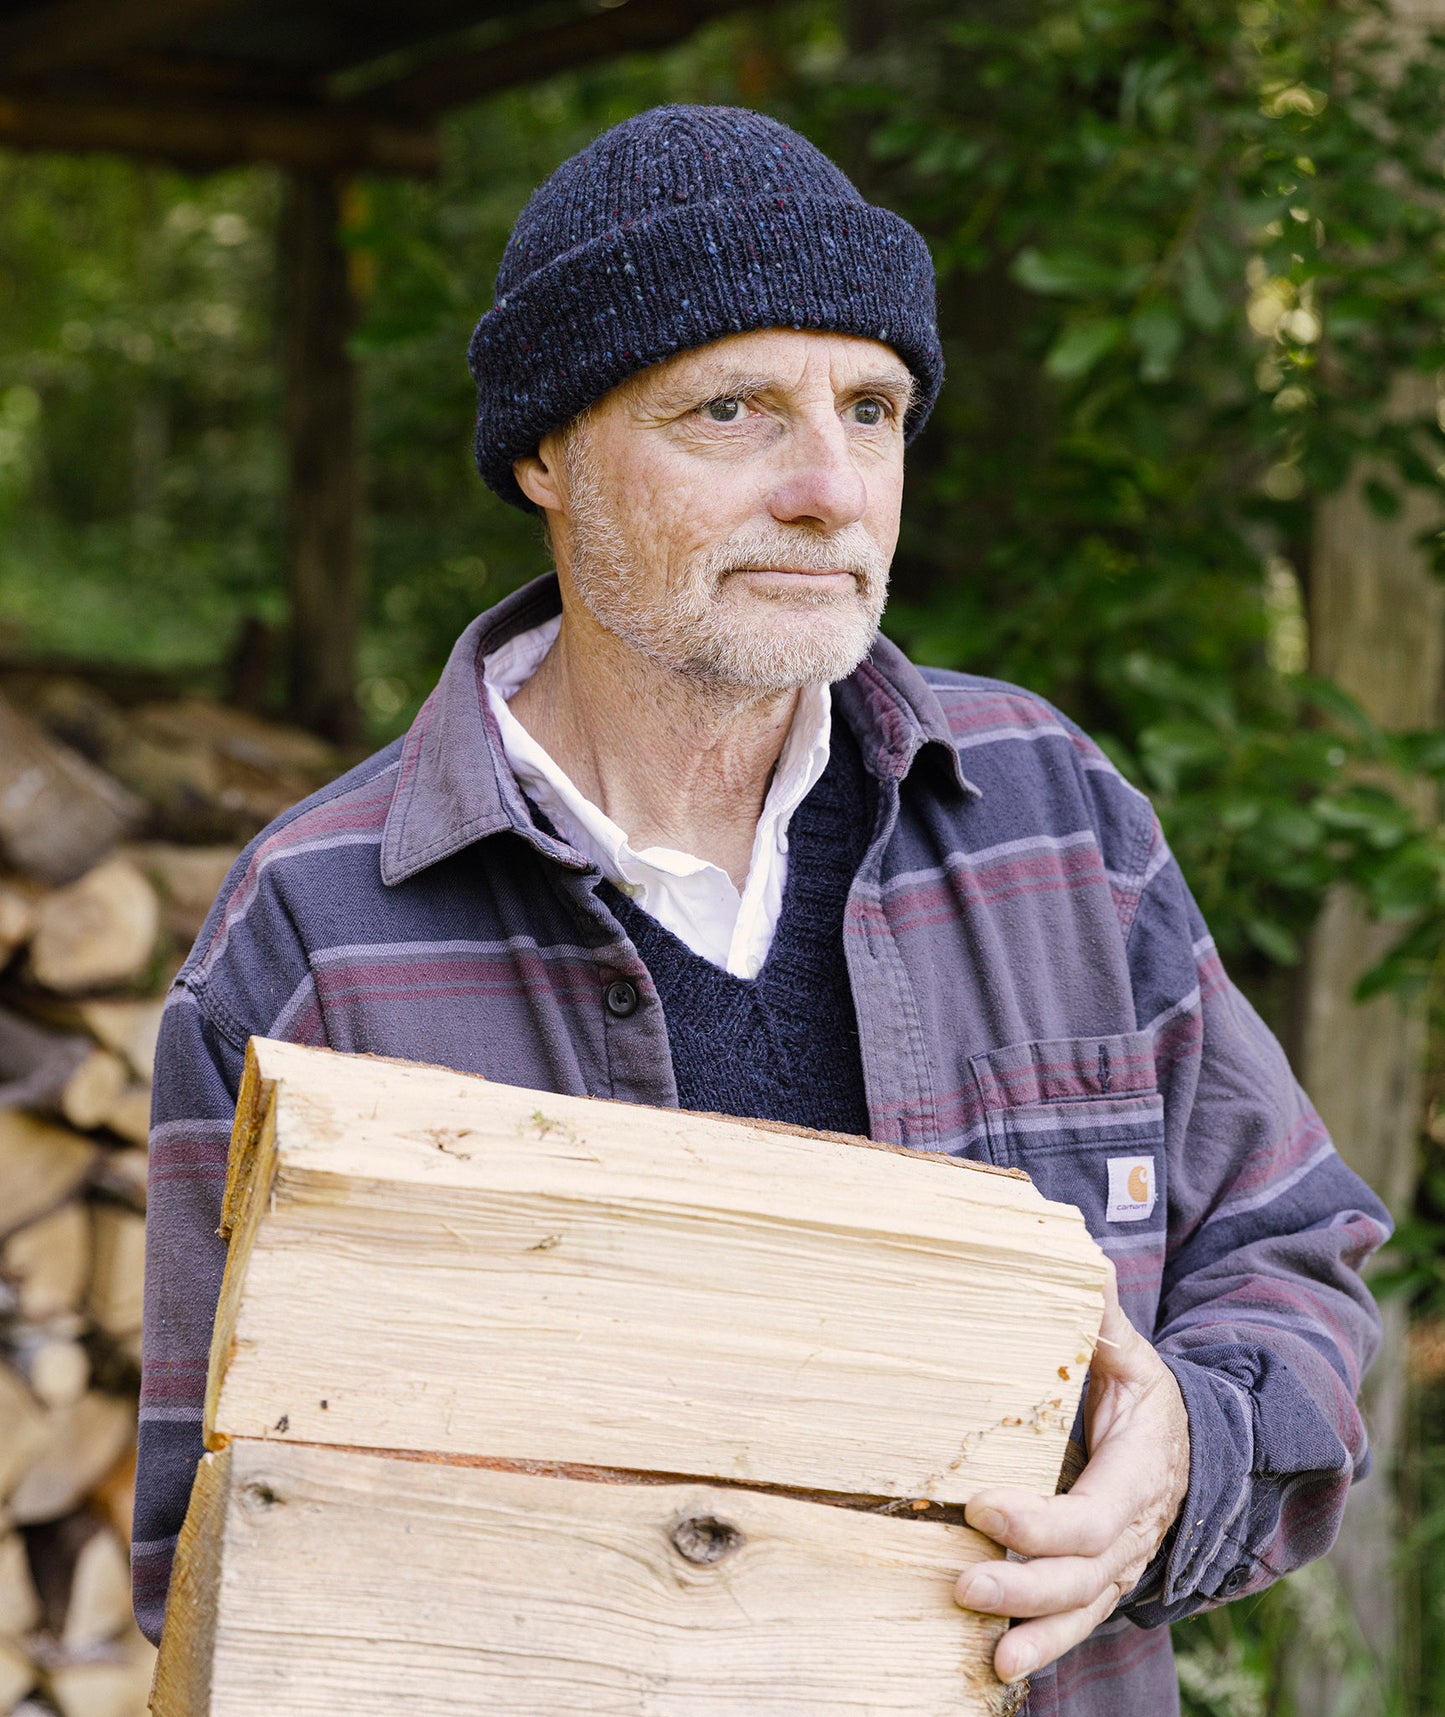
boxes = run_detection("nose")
[765,416,868,533]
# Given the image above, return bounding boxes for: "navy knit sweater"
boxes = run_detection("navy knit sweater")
[603,718,873,1136]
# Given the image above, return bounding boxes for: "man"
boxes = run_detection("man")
[138,105,1389,1714]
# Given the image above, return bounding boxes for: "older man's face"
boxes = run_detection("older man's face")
[530,329,912,693]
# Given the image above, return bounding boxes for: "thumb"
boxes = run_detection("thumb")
[1090,1259,1149,1381]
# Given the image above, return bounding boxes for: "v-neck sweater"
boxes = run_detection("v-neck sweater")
[601,715,873,1136]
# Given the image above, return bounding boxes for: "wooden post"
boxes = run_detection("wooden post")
[1287,371,1444,1707]
[278,170,362,744]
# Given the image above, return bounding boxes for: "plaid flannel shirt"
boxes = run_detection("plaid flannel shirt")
[138,573,1389,1715]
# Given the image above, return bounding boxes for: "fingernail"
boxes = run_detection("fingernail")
[1005,1644,1036,1680]
[970,1506,1006,1538]
[960,1573,1001,1609]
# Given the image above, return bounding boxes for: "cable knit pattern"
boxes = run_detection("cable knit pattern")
[601,717,873,1136]
[468,104,943,509]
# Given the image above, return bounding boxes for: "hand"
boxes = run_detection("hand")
[953,1262,1190,1684]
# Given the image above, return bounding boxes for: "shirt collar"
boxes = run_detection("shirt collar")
[381,572,978,888]
[483,617,832,886]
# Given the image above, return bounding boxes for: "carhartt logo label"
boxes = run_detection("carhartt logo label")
[1107,1156,1157,1223]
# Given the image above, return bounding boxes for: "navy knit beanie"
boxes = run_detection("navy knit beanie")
[468,104,944,512]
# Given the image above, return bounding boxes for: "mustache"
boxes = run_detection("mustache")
[694,526,889,584]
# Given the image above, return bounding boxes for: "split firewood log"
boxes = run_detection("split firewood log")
[101,731,227,844]
[0,1007,91,1113]
[21,674,131,763]
[0,696,141,886]
[28,860,160,995]
[0,1363,47,1502]
[2,1204,91,1320]
[86,1208,145,1340]
[209,1041,1106,1503]
[134,698,331,776]
[123,846,238,945]
[70,1001,163,1081]
[0,1532,40,1638]
[90,1148,148,1210]
[127,701,330,844]
[59,1051,129,1133]
[16,999,163,1082]
[0,1637,34,1710]
[0,1112,95,1240]
[61,1523,132,1652]
[7,1393,134,1526]
[91,1446,137,1548]
[10,1332,91,1410]
[0,883,35,964]
[157,1443,1011,1717]
[99,1086,151,1148]
[47,1626,156,1717]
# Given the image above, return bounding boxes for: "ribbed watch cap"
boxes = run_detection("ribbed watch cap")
[468,104,944,511]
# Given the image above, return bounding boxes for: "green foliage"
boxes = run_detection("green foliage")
[778,0,1445,1001]
[4,7,1444,991]
[0,155,281,665]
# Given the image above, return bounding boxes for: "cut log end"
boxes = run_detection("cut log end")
[29,860,160,996]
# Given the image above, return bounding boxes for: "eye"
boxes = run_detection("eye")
[700,397,745,424]
[850,398,888,427]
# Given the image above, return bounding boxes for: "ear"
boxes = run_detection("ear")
[513,432,567,515]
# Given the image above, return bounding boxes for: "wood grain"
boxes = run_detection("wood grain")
[153,1438,1024,1717]
[208,1040,1108,1507]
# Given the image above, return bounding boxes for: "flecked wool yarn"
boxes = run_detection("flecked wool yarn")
[468,103,944,511]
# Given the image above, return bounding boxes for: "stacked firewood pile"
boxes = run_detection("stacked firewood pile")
[0,675,338,1717]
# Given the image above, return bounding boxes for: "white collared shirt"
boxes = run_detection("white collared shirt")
[483,616,831,980]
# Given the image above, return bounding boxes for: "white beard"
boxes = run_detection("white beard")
[559,433,890,694]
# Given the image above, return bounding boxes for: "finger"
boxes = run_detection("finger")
[955,1552,1113,1619]
[992,1581,1123,1683]
[966,1482,1137,1560]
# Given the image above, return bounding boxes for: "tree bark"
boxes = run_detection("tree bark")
[279,170,362,743]
[1288,371,1443,1710]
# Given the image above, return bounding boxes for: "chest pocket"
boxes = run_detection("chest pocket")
[969,1030,1167,1329]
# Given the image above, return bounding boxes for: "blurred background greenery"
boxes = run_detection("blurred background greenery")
[5,0,1445,1708]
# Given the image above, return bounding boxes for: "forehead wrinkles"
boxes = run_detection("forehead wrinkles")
[623,334,912,413]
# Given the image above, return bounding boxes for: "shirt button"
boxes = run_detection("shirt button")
[604,979,639,1018]
[1221,1567,1248,1594]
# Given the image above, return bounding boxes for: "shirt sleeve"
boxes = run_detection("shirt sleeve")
[133,821,326,1644]
[133,982,247,1643]
[1117,819,1392,1626]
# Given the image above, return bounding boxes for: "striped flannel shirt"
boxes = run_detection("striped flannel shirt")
[137,573,1390,1715]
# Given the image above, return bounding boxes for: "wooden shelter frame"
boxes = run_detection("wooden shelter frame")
[0,0,763,737]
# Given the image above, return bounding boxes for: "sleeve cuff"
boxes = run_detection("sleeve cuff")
[1120,1352,1258,1626]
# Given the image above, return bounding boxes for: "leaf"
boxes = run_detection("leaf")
[1130,303,1184,382]
[1045,318,1126,380]
[1245,917,1301,965]
[1178,247,1228,331]
[1012,247,1124,296]
[1313,788,1415,847]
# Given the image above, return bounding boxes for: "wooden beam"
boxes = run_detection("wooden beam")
[45,50,325,106]
[0,91,440,176]
[376,0,763,113]
[279,174,364,743]
[0,0,243,81]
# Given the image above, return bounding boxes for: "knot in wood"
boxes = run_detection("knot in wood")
[240,1482,282,1511]
[670,1513,744,1566]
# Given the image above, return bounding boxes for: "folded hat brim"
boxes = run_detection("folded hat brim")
[468,193,944,513]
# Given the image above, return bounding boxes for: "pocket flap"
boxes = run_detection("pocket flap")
[969,1030,1158,1111]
